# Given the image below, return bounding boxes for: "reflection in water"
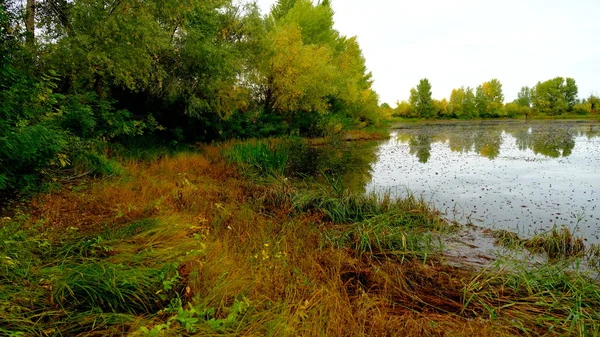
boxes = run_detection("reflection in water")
[367,120,600,242]
[287,140,381,193]
[409,135,432,163]
[508,127,575,158]
[401,121,591,162]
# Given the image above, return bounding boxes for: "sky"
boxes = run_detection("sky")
[254,0,600,105]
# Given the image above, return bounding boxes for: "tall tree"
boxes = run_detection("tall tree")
[516,86,532,108]
[409,78,434,118]
[564,77,578,111]
[532,77,578,115]
[448,88,464,118]
[475,79,504,117]
[448,86,475,118]
[25,0,35,44]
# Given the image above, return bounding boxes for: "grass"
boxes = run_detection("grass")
[222,138,296,177]
[493,226,587,260]
[1,140,599,336]
[526,227,586,259]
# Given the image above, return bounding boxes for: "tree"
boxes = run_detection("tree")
[589,95,600,113]
[564,77,578,111]
[409,78,434,118]
[532,77,578,115]
[251,0,383,135]
[448,86,475,118]
[475,79,504,118]
[434,98,449,118]
[516,86,532,108]
[25,0,35,44]
[266,23,336,115]
[463,87,476,118]
[394,101,413,118]
[448,88,464,118]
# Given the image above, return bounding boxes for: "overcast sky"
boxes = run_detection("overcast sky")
[255,0,600,105]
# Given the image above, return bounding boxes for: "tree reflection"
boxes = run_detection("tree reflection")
[409,135,433,163]
[507,125,576,158]
[287,140,381,193]
[397,121,596,162]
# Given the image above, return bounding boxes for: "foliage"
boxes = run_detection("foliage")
[475,79,504,118]
[393,100,414,118]
[409,78,435,118]
[532,77,579,115]
[223,138,296,176]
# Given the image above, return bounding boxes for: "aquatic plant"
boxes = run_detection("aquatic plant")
[526,227,585,259]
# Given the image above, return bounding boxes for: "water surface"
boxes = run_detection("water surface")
[365,120,600,242]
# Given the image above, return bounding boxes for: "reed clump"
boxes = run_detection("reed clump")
[525,227,585,259]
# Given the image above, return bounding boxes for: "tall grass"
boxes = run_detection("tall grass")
[50,261,180,313]
[223,138,296,176]
[526,226,585,259]
[464,260,600,335]
[3,144,600,336]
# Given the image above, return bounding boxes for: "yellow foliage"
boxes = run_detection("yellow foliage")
[268,24,336,114]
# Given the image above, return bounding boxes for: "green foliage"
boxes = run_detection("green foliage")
[393,100,414,118]
[223,138,300,176]
[409,79,435,118]
[50,262,180,313]
[532,77,579,115]
[516,86,532,107]
[504,102,528,118]
[138,296,251,334]
[252,0,383,134]
[448,86,477,118]
[475,79,504,118]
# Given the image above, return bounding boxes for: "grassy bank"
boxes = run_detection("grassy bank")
[2,140,600,336]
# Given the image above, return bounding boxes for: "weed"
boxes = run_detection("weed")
[49,262,180,313]
[223,138,296,176]
[525,226,585,259]
[492,229,525,249]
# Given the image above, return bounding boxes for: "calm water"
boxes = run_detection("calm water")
[365,120,600,242]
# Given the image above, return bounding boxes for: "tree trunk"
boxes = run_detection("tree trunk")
[25,0,36,45]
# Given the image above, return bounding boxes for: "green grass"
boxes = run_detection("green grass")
[223,138,298,177]
[525,227,585,259]
[50,261,179,313]
[465,259,600,335]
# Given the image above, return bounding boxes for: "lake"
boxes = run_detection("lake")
[363,120,600,242]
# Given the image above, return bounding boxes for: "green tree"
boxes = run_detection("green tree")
[252,0,382,135]
[516,86,532,108]
[0,4,69,191]
[475,79,504,118]
[393,101,413,118]
[448,86,476,118]
[409,78,435,118]
[448,88,464,118]
[564,77,578,111]
[589,95,600,113]
[266,23,336,115]
[434,98,450,118]
[532,77,578,115]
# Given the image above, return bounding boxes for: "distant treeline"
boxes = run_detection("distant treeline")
[0,0,386,193]
[392,78,599,119]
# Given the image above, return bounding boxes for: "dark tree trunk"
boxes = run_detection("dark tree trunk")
[25,0,35,45]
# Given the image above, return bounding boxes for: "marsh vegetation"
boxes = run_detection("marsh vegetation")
[2,138,600,336]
